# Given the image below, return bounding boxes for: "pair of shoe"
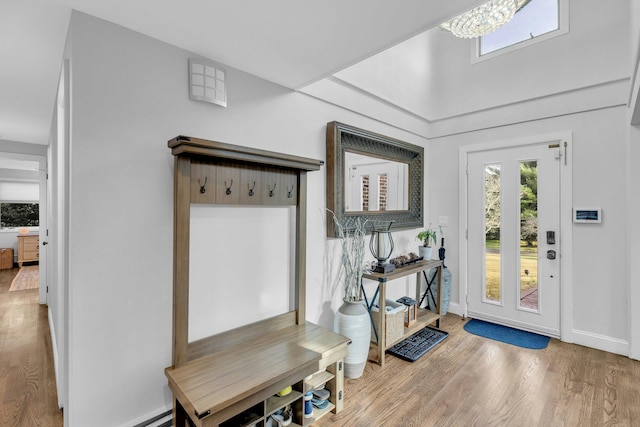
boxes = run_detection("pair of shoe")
[266,407,292,427]
[311,397,329,410]
[311,386,330,409]
[312,388,330,400]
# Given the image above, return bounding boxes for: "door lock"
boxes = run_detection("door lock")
[546,231,555,245]
[546,250,556,260]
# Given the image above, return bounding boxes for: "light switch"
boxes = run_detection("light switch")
[438,216,449,227]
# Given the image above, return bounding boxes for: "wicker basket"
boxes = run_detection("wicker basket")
[0,248,14,270]
[371,301,406,345]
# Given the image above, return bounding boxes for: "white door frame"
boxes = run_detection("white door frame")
[459,131,574,343]
[38,156,48,304]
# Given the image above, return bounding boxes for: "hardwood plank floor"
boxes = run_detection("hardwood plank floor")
[2,264,637,427]
[316,314,640,427]
[0,267,62,427]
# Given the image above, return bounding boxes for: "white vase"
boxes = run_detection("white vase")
[418,246,433,260]
[334,299,371,379]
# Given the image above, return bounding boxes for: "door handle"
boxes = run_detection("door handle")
[546,250,556,260]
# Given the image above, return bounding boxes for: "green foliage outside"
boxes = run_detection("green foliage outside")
[484,161,539,245]
[520,161,538,246]
[0,203,39,227]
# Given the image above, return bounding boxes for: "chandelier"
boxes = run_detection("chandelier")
[440,0,531,39]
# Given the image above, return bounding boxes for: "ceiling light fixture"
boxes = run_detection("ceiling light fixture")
[440,0,531,39]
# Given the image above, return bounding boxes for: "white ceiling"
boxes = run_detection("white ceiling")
[0,0,485,146]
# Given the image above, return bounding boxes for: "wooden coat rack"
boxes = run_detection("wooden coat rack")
[165,135,350,427]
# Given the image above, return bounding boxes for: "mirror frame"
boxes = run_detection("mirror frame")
[326,121,424,237]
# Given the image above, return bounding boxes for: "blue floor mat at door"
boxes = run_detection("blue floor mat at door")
[463,319,550,349]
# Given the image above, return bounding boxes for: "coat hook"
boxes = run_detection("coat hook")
[268,183,276,198]
[287,185,294,198]
[248,181,256,196]
[224,179,233,195]
[198,177,208,194]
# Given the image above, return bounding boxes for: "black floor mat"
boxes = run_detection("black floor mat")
[386,326,448,362]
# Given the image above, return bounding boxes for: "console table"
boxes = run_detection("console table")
[166,136,350,427]
[362,259,443,366]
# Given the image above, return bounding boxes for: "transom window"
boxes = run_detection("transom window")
[474,0,568,61]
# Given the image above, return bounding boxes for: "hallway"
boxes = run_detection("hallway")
[0,267,62,426]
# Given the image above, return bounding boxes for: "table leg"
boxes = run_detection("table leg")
[378,281,386,366]
[436,265,442,328]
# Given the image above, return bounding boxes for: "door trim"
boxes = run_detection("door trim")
[459,131,574,343]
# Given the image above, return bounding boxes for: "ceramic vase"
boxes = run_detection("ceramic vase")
[418,246,433,260]
[334,299,371,379]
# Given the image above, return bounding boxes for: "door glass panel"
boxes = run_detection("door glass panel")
[519,161,539,310]
[484,164,501,302]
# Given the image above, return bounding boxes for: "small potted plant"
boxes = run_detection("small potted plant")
[417,226,437,260]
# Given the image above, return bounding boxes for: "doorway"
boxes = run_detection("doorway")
[460,133,572,339]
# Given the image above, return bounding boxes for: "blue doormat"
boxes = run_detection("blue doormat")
[463,319,550,349]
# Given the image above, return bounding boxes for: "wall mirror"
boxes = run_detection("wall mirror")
[326,121,423,237]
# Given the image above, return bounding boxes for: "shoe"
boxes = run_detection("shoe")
[276,385,292,396]
[271,407,292,426]
[312,388,330,400]
[311,398,329,410]
[304,391,314,418]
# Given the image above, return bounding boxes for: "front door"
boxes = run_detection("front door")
[467,143,560,337]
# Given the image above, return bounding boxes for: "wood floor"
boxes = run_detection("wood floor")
[0,267,62,427]
[316,314,640,427]
[2,266,639,427]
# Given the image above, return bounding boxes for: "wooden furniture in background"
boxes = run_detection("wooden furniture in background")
[165,135,350,427]
[0,248,13,269]
[17,234,39,267]
[363,259,443,366]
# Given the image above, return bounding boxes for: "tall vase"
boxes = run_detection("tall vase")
[334,299,371,379]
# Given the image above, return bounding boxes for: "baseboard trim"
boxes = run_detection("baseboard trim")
[572,329,629,356]
[47,308,62,408]
[446,302,464,317]
[125,407,172,427]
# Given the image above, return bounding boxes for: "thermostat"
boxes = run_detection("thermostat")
[573,208,601,223]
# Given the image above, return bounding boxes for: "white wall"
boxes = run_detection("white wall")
[430,105,629,351]
[628,0,640,361]
[0,231,19,259]
[65,12,429,427]
[419,0,632,356]
[303,0,630,136]
[425,0,629,121]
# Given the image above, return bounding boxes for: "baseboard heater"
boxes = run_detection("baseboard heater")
[132,409,172,427]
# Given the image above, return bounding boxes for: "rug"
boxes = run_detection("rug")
[463,319,550,349]
[387,326,448,362]
[9,266,39,291]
